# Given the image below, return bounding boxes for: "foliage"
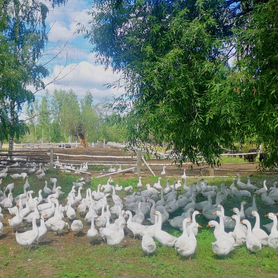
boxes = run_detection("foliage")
[0,0,66,148]
[232,0,278,167]
[22,90,128,144]
[86,0,278,167]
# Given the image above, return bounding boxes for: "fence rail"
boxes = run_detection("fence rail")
[0,147,265,176]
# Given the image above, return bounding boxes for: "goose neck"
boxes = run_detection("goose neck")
[254,212,260,229]
[271,216,278,233]
[218,215,225,233]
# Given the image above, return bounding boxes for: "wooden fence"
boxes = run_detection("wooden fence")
[0,147,268,177]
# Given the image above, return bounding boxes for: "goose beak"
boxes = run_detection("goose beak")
[198,224,202,228]
[207,224,211,228]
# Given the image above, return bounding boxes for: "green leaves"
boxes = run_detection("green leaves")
[0,0,66,147]
[86,0,278,167]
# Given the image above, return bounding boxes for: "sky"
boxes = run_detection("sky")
[40,0,124,103]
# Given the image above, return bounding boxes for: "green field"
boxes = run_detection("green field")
[0,170,277,278]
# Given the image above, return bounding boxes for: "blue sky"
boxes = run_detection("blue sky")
[40,0,124,103]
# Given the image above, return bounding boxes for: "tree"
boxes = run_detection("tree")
[0,0,66,151]
[86,0,278,166]
[86,0,235,164]
[52,90,81,142]
[38,95,51,142]
[80,92,100,143]
[232,0,278,167]
[100,113,128,143]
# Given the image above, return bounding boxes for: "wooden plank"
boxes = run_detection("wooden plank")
[142,156,156,176]
[51,152,134,159]
[95,167,135,178]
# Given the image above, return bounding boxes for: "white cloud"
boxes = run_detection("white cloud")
[48,22,76,42]
[39,1,123,103]
[43,61,125,102]
[46,0,91,42]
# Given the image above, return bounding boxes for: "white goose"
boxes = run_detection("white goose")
[163,180,171,194]
[66,201,76,220]
[19,201,31,218]
[186,210,201,236]
[77,199,88,216]
[232,214,247,246]
[8,207,23,229]
[92,185,105,201]
[9,197,23,215]
[217,205,235,230]
[15,217,38,247]
[132,202,145,224]
[242,219,262,252]
[71,220,83,234]
[124,185,133,193]
[245,195,257,218]
[141,233,156,255]
[154,211,177,247]
[115,184,123,192]
[37,217,47,242]
[208,221,235,256]
[175,218,197,257]
[48,218,69,235]
[0,221,3,236]
[25,204,40,223]
[38,196,53,211]
[251,210,268,245]
[232,201,246,220]
[23,177,30,191]
[153,177,162,191]
[43,181,52,195]
[85,204,97,224]
[181,169,187,180]
[101,217,125,245]
[0,172,7,180]
[0,208,3,222]
[87,215,98,241]
[41,202,56,219]
[267,213,278,251]
[126,210,146,237]
[161,165,166,176]
[137,177,143,190]
[1,192,13,208]
[4,182,14,193]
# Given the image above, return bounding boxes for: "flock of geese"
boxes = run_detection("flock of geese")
[0,165,278,258]
[54,157,89,173]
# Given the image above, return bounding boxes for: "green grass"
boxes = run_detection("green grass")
[0,170,278,277]
[0,228,277,278]
[220,156,249,164]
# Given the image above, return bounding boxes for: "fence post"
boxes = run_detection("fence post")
[137,150,142,175]
[50,148,54,169]
[209,166,215,176]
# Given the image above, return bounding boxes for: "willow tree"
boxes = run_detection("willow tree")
[86,0,278,166]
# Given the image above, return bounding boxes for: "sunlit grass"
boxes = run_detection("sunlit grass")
[220,156,249,164]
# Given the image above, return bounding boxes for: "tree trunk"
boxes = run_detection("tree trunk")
[8,100,16,159]
[8,136,14,159]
